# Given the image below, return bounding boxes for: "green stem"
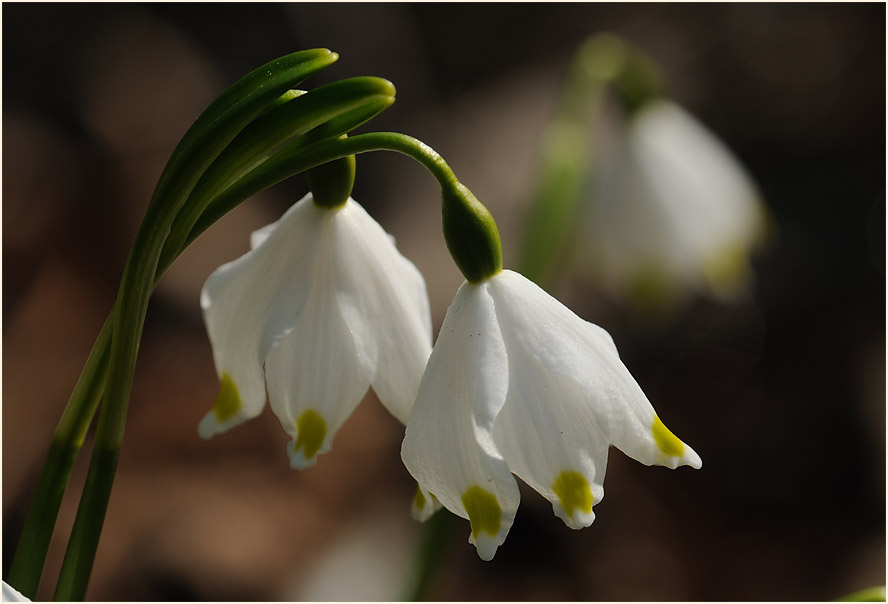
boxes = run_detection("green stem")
[6,317,113,598]
[186,132,460,244]
[402,511,459,601]
[188,132,501,284]
[518,33,664,288]
[518,38,614,287]
[304,132,458,187]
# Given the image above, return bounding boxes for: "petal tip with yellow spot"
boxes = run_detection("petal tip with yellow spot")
[213,374,244,422]
[461,485,506,560]
[197,412,221,440]
[411,485,441,522]
[287,409,328,469]
[198,374,246,439]
[552,470,596,529]
[652,415,702,469]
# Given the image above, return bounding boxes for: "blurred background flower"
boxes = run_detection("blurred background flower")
[3,3,884,600]
[521,33,769,315]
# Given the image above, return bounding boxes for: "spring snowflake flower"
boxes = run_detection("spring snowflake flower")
[401,269,701,560]
[199,192,432,468]
[588,98,765,306]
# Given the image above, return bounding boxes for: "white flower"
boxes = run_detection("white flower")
[2,581,29,602]
[588,98,766,306]
[401,269,701,561]
[199,192,432,469]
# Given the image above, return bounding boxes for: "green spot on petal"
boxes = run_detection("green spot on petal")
[413,485,427,511]
[653,415,684,458]
[552,470,594,518]
[294,409,327,461]
[212,374,243,423]
[461,485,501,539]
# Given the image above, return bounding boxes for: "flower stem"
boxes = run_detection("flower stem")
[187,131,503,283]
[185,132,464,249]
[402,511,459,601]
[5,316,113,599]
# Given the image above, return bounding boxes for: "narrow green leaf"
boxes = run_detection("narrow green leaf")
[52,49,340,602]
[163,82,395,268]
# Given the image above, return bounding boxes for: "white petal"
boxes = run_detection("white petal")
[410,484,442,522]
[331,200,433,424]
[630,100,763,288]
[592,137,690,288]
[264,229,370,469]
[490,271,701,470]
[588,100,763,301]
[491,329,609,530]
[249,221,278,250]
[2,581,30,602]
[199,193,322,438]
[401,281,519,561]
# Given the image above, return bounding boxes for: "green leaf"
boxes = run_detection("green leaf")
[159,76,395,271]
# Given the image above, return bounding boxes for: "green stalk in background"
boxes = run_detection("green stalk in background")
[518,34,662,288]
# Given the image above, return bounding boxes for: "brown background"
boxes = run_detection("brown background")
[3,3,885,601]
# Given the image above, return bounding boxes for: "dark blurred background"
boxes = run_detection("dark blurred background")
[3,3,885,601]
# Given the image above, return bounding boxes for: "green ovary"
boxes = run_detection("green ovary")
[212,374,243,422]
[461,485,502,539]
[294,409,327,460]
[552,470,594,518]
[652,415,684,457]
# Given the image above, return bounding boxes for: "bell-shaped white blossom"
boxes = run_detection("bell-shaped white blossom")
[401,269,700,560]
[587,98,766,307]
[199,192,432,469]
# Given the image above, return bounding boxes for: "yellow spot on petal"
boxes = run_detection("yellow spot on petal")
[294,409,327,461]
[552,470,594,518]
[461,485,501,539]
[212,374,243,422]
[653,415,684,458]
[413,485,427,511]
[703,242,751,294]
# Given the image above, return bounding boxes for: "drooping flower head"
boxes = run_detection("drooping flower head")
[588,97,766,307]
[401,180,701,560]
[522,33,767,312]
[200,191,432,468]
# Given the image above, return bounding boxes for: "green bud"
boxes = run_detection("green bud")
[442,182,502,283]
[307,152,356,208]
